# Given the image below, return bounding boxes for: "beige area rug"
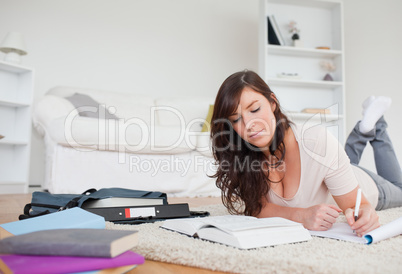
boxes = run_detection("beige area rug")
[106,204,402,274]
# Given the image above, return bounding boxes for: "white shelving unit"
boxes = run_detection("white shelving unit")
[259,0,346,142]
[0,60,34,193]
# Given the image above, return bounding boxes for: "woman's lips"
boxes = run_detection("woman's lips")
[249,129,264,138]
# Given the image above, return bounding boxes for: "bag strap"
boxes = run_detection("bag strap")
[19,204,51,220]
[19,188,98,220]
[59,188,97,210]
[59,196,82,211]
[82,188,97,195]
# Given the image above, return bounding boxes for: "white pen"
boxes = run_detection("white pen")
[353,188,362,233]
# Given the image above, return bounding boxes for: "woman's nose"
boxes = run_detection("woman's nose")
[244,116,255,131]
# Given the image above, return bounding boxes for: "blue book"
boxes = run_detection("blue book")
[0,208,105,239]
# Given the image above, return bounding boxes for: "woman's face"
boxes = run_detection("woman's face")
[229,87,277,150]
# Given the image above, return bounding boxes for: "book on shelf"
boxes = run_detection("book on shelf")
[82,196,166,208]
[310,216,402,244]
[267,16,281,46]
[0,251,144,274]
[270,15,285,46]
[0,228,139,258]
[0,208,105,240]
[161,215,311,249]
[301,108,331,114]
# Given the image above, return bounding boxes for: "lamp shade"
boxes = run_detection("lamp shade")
[0,32,27,55]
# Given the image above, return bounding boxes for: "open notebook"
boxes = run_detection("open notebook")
[310,216,402,244]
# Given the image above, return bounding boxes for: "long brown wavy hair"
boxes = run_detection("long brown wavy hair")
[210,70,292,216]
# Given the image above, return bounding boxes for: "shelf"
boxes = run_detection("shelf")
[260,0,345,143]
[267,0,340,9]
[0,138,29,146]
[286,111,343,122]
[0,180,28,194]
[0,60,33,194]
[267,45,342,58]
[0,60,33,73]
[0,180,26,185]
[266,77,343,89]
[0,99,30,107]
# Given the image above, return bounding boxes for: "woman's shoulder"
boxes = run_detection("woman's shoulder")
[292,123,339,156]
[292,123,329,141]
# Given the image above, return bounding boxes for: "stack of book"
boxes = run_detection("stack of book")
[0,208,144,273]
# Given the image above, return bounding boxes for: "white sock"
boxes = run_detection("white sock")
[359,96,392,133]
[361,95,375,116]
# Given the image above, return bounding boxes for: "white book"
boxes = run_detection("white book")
[310,216,402,244]
[161,215,311,249]
[82,197,165,208]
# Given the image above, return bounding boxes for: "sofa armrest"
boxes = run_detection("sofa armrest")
[33,95,77,136]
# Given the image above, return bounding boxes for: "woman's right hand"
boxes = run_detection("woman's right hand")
[300,204,342,231]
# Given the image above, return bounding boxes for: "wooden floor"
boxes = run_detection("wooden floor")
[0,194,226,274]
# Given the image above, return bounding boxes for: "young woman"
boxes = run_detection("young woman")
[211,70,402,236]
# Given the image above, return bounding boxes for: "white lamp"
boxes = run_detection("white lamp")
[0,32,27,64]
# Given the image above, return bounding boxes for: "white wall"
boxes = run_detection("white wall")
[0,0,259,187]
[0,0,401,187]
[344,0,402,172]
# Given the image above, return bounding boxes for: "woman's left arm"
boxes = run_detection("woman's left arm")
[333,187,380,236]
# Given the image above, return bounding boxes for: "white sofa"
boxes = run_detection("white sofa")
[33,86,220,197]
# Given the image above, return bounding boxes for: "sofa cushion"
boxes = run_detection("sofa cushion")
[65,93,119,119]
[201,104,214,132]
[48,116,197,154]
[48,86,155,124]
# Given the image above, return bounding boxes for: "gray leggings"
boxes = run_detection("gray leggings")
[344,116,402,210]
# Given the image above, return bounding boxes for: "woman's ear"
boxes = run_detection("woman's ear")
[270,93,277,111]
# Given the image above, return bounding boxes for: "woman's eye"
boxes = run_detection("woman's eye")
[251,107,260,113]
[232,117,241,124]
